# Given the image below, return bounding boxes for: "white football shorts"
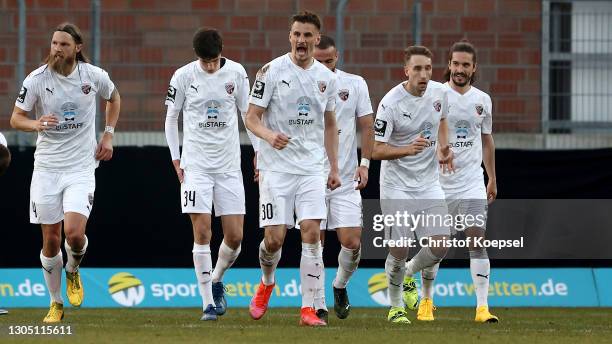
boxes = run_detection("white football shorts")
[321,180,362,230]
[180,170,245,216]
[29,169,96,224]
[258,170,326,228]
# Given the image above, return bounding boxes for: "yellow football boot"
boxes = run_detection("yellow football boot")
[66,270,84,307]
[475,305,499,323]
[43,302,64,323]
[416,297,436,321]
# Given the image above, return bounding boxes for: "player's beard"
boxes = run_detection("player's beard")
[49,52,76,75]
[451,71,471,87]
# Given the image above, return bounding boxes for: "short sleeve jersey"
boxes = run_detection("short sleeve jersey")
[375,80,449,192]
[165,58,250,173]
[249,53,338,175]
[439,83,493,192]
[15,63,115,172]
[323,69,373,182]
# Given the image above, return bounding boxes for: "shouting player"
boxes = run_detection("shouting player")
[245,11,340,326]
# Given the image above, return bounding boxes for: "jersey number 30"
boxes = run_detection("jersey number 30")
[261,203,273,220]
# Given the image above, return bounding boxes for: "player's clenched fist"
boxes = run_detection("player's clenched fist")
[327,169,341,191]
[266,132,290,150]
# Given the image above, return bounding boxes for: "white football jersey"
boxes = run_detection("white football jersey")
[165,58,249,173]
[323,69,373,182]
[249,53,338,175]
[0,132,6,147]
[439,83,492,192]
[375,80,448,192]
[15,62,115,172]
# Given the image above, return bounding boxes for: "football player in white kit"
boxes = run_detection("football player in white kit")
[245,11,341,326]
[10,23,120,323]
[312,35,374,322]
[372,46,453,324]
[165,28,255,321]
[413,41,498,323]
[0,132,10,315]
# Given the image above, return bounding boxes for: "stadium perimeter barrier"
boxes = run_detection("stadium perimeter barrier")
[1,267,610,308]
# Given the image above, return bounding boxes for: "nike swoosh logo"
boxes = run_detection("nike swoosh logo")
[306,273,320,280]
[389,282,401,287]
[477,274,489,279]
[42,267,53,273]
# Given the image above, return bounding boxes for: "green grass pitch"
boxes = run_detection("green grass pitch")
[1,307,611,343]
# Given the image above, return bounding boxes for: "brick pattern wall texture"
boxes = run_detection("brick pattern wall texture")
[0,0,541,133]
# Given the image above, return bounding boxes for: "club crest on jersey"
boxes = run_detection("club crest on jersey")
[317,81,327,93]
[81,84,92,95]
[419,121,433,140]
[297,96,311,116]
[256,64,270,80]
[475,104,484,116]
[225,82,235,95]
[205,100,222,119]
[338,89,349,101]
[455,120,469,139]
[61,102,78,121]
[433,100,442,112]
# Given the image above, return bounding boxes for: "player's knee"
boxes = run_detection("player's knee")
[389,247,409,260]
[224,236,242,250]
[429,246,449,261]
[265,237,284,253]
[64,231,85,249]
[341,237,361,250]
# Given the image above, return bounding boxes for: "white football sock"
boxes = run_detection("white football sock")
[385,253,406,308]
[212,241,241,283]
[333,245,361,289]
[40,251,63,304]
[193,243,214,310]
[64,235,88,273]
[300,241,323,309]
[313,265,327,311]
[470,248,490,307]
[421,262,439,299]
[259,240,281,285]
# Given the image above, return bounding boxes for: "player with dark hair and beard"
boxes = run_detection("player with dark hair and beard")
[10,22,120,323]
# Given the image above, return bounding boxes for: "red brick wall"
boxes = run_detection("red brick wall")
[0,0,541,133]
